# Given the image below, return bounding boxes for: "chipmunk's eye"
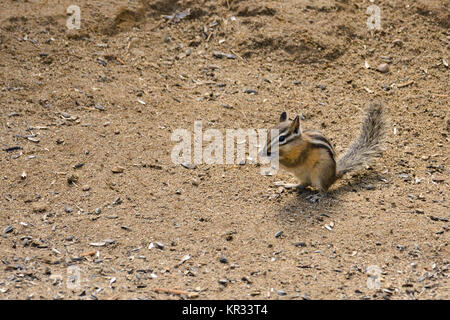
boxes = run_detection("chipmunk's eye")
[279,135,286,143]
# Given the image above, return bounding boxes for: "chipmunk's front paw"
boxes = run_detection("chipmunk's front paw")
[274,182,301,189]
[306,193,324,203]
[273,181,308,190]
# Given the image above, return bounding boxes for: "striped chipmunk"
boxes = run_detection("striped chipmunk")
[261,102,387,202]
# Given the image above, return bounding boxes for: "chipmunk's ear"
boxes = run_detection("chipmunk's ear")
[290,115,301,135]
[280,111,287,122]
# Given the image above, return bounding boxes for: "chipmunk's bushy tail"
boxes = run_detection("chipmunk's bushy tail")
[336,102,387,178]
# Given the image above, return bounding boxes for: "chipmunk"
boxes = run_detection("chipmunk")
[262,102,387,202]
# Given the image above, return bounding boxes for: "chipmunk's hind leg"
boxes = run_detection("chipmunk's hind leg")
[306,157,336,203]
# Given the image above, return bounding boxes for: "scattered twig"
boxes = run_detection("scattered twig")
[80,251,96,257]
[397,80,414,88]
[231,49,244,61]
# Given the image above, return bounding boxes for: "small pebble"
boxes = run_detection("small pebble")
[112,197,122,205]
[111,166,124,173]
[244,89,258,94]
[218,279,228,285]
[293,242,307,247]
[212,51,236,59]
[275,231,283,238]
[377,63,389,73]
[94,104,105,111]
[82,185,90,191]
[219,257,228,264]
[3,226,13,234]
[64,206,73,213]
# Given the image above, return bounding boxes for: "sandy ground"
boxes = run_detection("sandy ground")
[0,0,449,300]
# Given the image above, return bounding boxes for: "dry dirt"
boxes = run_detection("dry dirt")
[0,0,449,300]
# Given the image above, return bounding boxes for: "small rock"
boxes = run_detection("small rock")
[275,231,283,238]
[277,290,287,296]
[377,63,389,73]
[64,206,73,213]
[219,257,228,264]
[94,104,105,111]
[3,226,13,234]
[112,197,122,205]
[218,279,228,286]
[82,185,90,191]
[293,242,307,247]
[155,242,164,250]
[212,51,236,59]
[111,166,124,173]
[244,88,258,94]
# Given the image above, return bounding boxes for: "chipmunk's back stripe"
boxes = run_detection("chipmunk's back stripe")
[309,141,336,161]
[304,130,335,154]
[309,134,334,150]
[303,130,336,161]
